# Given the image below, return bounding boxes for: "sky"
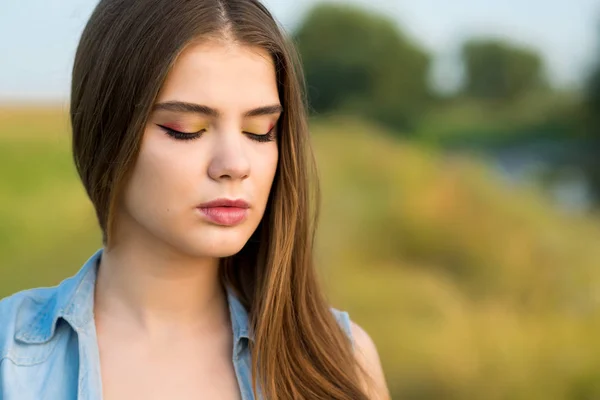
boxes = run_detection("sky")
[1,0,598,102]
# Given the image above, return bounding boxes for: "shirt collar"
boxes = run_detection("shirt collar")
[15,248,101,344]
[15,248,254,354]
[225,284,253,344]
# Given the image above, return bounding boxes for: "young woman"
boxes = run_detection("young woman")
[0,0,389,399]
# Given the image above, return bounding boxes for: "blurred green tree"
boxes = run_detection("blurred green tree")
[461,39,547,101]
[587,37,600,134]
[585,27,600,203]
[294,3,430,131]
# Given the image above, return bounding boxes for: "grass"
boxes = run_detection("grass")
[0,107,100,293]
[311,115,600,398]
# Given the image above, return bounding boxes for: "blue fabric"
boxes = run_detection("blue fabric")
[0,249,353,399]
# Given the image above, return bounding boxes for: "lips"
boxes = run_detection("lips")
[197,198,250,226]
[197,198,250,209]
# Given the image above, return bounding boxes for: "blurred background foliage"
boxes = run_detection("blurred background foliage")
[2,1,600,399]
[294,3,431,130]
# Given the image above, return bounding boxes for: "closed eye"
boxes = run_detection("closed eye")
[157,124,205,141]
[157,124,277,143]
[243,126,277,143]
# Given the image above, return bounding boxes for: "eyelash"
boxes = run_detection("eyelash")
[157,124,277,143]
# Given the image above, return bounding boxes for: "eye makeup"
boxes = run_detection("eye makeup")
[156,123,208,141]
[244,122,277,143]
[156,120,278,142]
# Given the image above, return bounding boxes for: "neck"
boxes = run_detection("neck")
[94,238,229,340]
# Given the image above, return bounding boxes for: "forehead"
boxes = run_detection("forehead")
[156,40,279,112]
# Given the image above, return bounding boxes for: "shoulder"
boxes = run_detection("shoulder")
[0,287,57,360]
[330,307,390,400]
[349,320,390,400]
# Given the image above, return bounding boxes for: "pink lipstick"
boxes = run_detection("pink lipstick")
[196,198,250,226]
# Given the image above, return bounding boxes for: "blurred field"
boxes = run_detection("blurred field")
[0,107,101,293]
[2,108,600,399]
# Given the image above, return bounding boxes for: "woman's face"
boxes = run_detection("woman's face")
[119,40,280,258]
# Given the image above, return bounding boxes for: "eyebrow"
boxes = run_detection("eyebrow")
[152,101,283,118]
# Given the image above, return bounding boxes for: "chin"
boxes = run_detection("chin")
[176,231,251,259]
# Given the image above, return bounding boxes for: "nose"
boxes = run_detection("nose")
[207,128,251,181]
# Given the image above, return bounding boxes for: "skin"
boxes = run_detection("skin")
[352,322,392,400]
[93,38,389,400]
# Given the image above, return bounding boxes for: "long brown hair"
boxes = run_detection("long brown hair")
[70,0,370,399]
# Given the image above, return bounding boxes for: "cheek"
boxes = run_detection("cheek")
[254,145,278,195]
[125,134,198,212]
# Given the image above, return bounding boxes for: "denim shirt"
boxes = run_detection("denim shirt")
[0,249,353,399]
